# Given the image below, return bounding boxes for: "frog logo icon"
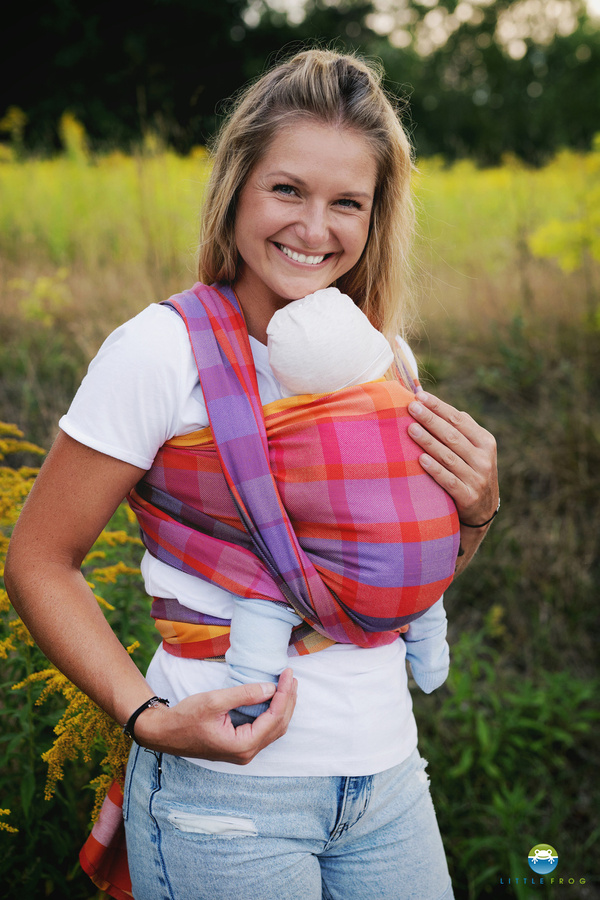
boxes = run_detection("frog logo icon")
[528,844,558,874]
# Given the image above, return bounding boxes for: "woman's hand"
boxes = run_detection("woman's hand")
[407,390,499,574]
[5,432,296,765]
[135,669,298,765]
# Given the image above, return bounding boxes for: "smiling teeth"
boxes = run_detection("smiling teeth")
[278,244,326,265]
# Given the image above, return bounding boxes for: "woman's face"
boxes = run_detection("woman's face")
[233,121,377,328]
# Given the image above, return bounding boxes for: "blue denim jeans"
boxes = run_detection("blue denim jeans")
[123,745,454,900]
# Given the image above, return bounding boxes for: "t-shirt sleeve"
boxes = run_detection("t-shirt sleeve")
[59,304,193,469]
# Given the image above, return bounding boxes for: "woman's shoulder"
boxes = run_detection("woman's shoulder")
[60,303,198,468]
[99,303,189,360]
[82,303,194,392]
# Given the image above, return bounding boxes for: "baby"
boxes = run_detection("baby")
[226,288,452,724]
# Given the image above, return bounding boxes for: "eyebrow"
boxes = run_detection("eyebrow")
[265,170,374,200]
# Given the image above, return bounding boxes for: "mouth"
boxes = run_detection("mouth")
[274,242,333,266]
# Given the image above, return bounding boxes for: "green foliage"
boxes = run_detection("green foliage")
[416,623,600,898]
[412,303,600,898]
[0,147,211,446]
[528,141,600,316]
[0,297,88,448]
[0,141,598,898]
[0,428,157,899]
[3,0,600,163]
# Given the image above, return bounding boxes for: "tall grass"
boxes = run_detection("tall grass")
[1,139,598,445]
[1,133,599,898]
[413,148,600,328]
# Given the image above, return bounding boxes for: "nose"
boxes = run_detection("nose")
[295,200,329,248]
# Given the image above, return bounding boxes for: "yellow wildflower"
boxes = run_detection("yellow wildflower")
[93,593,116,611]
[92,561,141,584]
[13,644,141,818]
[97,528,143,548]
[0,587,11,613]
[0,809,18,834]
[1,421,145,827]
[0,635,16,659]
[84,550,107,563]
[485,604,507,639]
[8,616,35,646]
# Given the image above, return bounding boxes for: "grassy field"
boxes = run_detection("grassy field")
[0,135,598,444]
[1,133,599,899]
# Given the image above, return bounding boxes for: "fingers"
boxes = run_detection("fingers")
[410,391,494,452]
[409,391,497,470]
[140,671,297,765]
[213,669,296,723]
[268,667,297,725]
[220,669,297,765]
[409,405,476,471]
[408,405,476,503]
[212,679,277,715]
[407,391,498,521]
[415,447,475,511]
[247,668,297,737]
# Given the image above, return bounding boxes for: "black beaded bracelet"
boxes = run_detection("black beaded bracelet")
[459,498,501,529]
[123,696,170,742]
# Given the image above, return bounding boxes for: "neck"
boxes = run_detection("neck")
[232,279,284,346]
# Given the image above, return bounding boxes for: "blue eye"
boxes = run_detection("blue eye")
[274,184,296,196]
[337,198,361,209]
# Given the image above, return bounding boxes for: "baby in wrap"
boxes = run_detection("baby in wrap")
[226,288,453,724]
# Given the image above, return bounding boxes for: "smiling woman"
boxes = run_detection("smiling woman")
[198,50,416,346]
[5,47,498,900]
[233,122,377,340]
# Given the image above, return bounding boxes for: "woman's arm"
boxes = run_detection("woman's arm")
[5,431,296,764]
[407,391,499,576]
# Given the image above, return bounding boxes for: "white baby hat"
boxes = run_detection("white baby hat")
[266,287,394,397]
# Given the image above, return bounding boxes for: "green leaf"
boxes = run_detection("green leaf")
[20,770,36,820]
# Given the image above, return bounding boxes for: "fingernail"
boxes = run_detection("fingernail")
[261,683,276,697]
[409,423,422,438]
[409,402,423,415]
[416,391,429,402]
[420,454,432,468]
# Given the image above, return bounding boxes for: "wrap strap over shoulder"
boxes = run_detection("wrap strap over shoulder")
[80,282,460,900]
[129,282,460,653]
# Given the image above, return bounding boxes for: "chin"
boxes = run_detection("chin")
[275,278,334,302]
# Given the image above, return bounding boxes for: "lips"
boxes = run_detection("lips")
[275,242,332,266]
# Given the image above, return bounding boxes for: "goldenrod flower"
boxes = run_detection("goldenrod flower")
[1,421,146,827]
[0,809,18,834]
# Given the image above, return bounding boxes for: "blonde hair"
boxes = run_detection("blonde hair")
[198,48,416,345]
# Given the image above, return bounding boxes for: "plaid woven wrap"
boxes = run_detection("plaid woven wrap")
[129,282,460,655]
[80,282,460,899]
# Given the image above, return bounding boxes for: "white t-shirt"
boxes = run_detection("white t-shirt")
[60,302,418,776]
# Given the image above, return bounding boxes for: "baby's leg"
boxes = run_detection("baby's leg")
[226,597,303,725]
[403,597,450,694]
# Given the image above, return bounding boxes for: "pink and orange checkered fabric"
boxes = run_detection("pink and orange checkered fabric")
[129,283,460,654]
[80,281,460,900]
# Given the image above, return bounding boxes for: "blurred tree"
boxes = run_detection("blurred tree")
[238,0,600,164]
[1,0,252,151]
[0,0,598,162]
[231,0,381,88]
[369,0,600,164]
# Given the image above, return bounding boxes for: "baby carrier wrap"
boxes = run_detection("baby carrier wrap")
[80,282,459,898]
[129,283,460,655]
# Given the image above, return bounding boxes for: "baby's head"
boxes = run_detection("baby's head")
[267,288,394,397]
